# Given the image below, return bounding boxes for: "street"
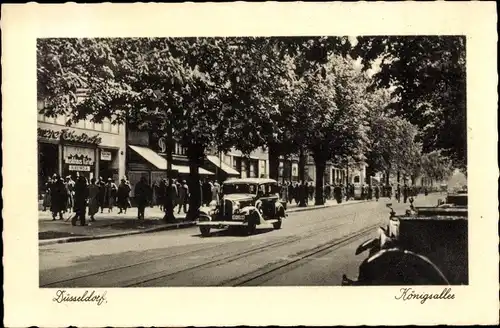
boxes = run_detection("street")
[40,194,441,287]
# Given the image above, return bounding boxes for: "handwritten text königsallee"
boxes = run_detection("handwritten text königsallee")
[53,289,107,306]
[395,288,455,304]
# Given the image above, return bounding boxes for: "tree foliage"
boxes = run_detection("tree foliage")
[351,36,466,168]
[420,150,453,185]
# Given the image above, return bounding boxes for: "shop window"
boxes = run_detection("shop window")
[249,162,255,178]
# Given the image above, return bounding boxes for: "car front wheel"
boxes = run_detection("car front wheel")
[200,226,211,237]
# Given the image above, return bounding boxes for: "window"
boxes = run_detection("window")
[354,176,360,183]
[94,121,102,131]
[111,123,119,134]
[249,161,256,178]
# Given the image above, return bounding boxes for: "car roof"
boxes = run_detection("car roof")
[223,178,278,185]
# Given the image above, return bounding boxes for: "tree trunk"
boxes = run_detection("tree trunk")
[163,124,175,222]
[385,169,390,185]
[365,165,374,184]
[397,171,401,184]
[186,144,204,221]
[268,142,281,181]
[298,147,307,207]
[314,156,326,206]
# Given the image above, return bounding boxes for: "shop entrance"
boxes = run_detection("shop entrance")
[38,142,59,191]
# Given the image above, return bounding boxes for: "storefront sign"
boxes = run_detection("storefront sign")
[68,165,91,172]
[100,150,112,161]
[158,137,167,153]
[38,128,102,145]
[64,146,95,165]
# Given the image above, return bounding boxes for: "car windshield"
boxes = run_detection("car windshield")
[223,183,258,195]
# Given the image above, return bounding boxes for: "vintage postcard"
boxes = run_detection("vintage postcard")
[2,2,498,326]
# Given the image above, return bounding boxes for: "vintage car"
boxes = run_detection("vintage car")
[342,195,468,285]
[196,178,287,237]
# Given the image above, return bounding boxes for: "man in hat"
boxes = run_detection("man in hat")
[105,178,118,212]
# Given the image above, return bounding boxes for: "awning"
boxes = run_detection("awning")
[206,155,240,176]
[128,145,214,175]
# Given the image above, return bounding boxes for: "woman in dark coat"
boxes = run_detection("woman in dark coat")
[134,177,151,220]
[50,176,68,220]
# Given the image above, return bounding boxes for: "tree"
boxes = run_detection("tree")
[296,55,369,205]
[420,150,453,187]
[351,36,466,169]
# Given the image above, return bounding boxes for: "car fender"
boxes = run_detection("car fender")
[240,205,265,225]
[358,248,450,285]
[275,201,286,217]
[198,207,214,220]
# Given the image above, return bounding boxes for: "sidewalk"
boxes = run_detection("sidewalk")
[39,199,364,246]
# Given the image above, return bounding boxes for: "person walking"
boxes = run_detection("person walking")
[65,176,75,213]
[105,178,118,213]
[396,184,401,203]
[403,183,409,203]
[374,184,380,202]
[97,177,106,213]
[333,183,342,204]
[134,176,151,220]
[42,177,52,211]
[163,178,177,222]
[50,175,68,220]
[212,180,220,204]
[288,182,294,205]
[158,179,167,211]
[117,178,132,214]
[177,180,189,214]
[87,178,100,222]
[71,175,89,226]
[151,180,159,208]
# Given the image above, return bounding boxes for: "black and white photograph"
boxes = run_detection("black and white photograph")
[37,35,468,287]
[3,2,498,327]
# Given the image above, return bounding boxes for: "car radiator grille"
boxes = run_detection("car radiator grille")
[224,200,233,218]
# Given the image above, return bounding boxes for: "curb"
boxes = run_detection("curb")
[39,221,196,246]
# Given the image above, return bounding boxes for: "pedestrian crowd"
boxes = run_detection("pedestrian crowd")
[42,173,432,226]
[276,180,429,205]
[42,173,133,226]
[42,174,223,226]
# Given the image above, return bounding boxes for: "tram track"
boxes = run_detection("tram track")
[41,210,357,287]
[124,216,359,287]
[222,222,380,286]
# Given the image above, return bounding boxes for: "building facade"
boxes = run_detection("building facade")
[37,111,126,194]
[208,147,269,180]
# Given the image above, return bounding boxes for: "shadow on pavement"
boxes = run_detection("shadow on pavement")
[192,226,275,238]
